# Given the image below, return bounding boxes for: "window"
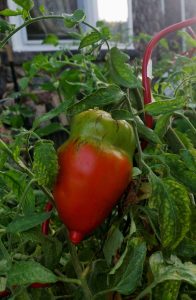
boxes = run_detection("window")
[7,0,133,52]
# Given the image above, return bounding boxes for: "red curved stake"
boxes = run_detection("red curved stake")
[142,17,196,128]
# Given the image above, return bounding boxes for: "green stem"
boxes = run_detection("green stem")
[0,15,65,48]
[126,93,151,173]
[65,228,93,300]
[0,15,110,50]
[57,276,81,286]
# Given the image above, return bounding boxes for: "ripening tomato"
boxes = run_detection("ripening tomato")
[53,109,135,244]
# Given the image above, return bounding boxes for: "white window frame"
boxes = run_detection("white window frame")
[7,0,133,52]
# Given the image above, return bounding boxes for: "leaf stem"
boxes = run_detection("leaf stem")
[0,15,65,48]
[126,93,152,173]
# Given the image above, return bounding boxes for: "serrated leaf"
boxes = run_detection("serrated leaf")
[149,175,191,249]
[175,237,196,258]
[88,260,109,295]
[7,261,57,286]
[0,277,7,292]
[0,9,22,16]
[39,4,45,15]
[161,153,196,193]
[79,31,102,49]
[111,109,161,144]
[150,252,196,286]
[67,85,124,115]
[35,123,66,137]
[13,0,34,11]
[0,169,35,215]
[145,97,186,116]
[111,109,132,121]
[42,237,62,269]
[0,18,12,33]
[18,77,29,90]
[42,34,59,46]
[180,149,196,172]
[153,280,180,300]
[6,212,51,233]
[154,113,172,138]
[108,47,140,88]
[64,9,86,28]
[32,141,58,188]
[109,238,147,295]
[103,227,123,265]
[33,100,72,128]
[135,116,162,144]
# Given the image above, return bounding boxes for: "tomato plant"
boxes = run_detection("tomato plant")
[0,2,196,299]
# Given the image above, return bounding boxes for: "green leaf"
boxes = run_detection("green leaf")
[180,149,196,172]
[88,260,109,295]
[132,167,142,178]
[161,153,196,193]
[39,4,46,15]
[150,252,196,286]
[149,175,191,249]
[154,113,172,138]
[64,9,86,28]
[7,261,57,286]
[111,109,132,121]
[68,85,125,115]
[35,123,66,137]
[7,212,51,233]
[33,100,72,128]
[0,18,12,33]
[0,277,7,292]
[175,237,196,259]
[103,226,123,265]
[108,47,140,88]
[42,34,59,46]
[111,109,161,144]
[0,169,35,215]
[79,31,102,49]
[135,116,162,144]
[18,77,29,90]
[41,237,62,269]
[109,238,147,295]
[13,0,34,11]
[0,9,22,16]
[153,280,180,300]
[32,141,58,188]
[145,97,186,116]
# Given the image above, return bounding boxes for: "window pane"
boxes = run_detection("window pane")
[26,0,78,40]
[97,0,130,44]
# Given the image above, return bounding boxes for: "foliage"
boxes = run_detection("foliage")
[0,2,196,299]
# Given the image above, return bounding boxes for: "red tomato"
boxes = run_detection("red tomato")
[53,140,131,244]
